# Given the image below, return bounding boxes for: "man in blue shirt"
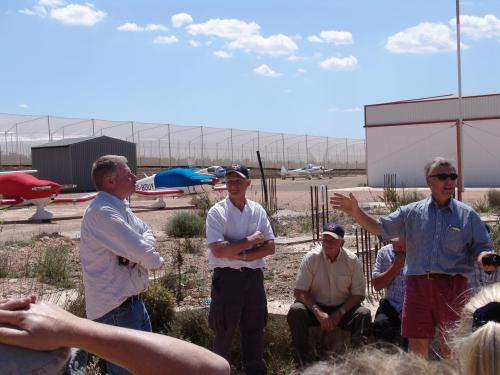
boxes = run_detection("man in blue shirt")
[372,238,406,347]
[331,157,496,359]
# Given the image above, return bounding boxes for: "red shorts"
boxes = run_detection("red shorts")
[401,275,468,339]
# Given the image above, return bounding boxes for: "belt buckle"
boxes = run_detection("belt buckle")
[239,267,245,272]
[426,273,432,280]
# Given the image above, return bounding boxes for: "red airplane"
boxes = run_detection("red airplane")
[0,171,96,221]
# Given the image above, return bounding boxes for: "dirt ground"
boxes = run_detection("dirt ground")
[0,174,497,313]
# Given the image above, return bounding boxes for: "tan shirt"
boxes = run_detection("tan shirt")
[294,245,366,306]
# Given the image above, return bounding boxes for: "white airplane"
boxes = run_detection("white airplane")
[195,165,227,179]
[280,164,333,180]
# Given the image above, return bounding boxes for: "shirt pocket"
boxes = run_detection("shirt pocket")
[335,275,352,295]
[443,226,464,252]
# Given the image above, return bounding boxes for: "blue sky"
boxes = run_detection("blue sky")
[1,0,500,139]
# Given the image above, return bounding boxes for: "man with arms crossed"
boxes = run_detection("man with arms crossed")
[80,155,164,375]
[372,238,406,348]
[206,164,275,375]
[331,157,494,358]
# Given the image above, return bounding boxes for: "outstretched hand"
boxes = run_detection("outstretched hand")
[0,298,76,351]
[330,193,359,215]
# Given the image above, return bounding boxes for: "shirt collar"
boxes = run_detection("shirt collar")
[428,196,454,212]
[226,196,248,212]
[99,191,128,209]
[322,246,344,263]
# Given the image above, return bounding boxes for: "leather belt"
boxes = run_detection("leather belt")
[120,294,142,307]
[415,273,455,280]
[216,267,258,272]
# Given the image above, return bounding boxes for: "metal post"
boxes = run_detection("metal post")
[15,123,20,165]
[47,116,51,142]
[345,138,349,169]
[326,136,329,169]
[168,124,172,167]
[92,119,95,136]
[200,126,204,167]
[305,135,309,164]
[455,0,464,201]
[230,128,234,163]
[281,133,285,166]
[131,122,135,143]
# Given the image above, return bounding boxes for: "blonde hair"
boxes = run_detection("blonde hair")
[302,346,457,375]
[449,283,500,375]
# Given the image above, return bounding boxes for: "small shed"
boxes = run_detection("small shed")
[31,136,136,191]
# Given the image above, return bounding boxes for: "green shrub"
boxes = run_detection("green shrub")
[487,189,500,208]
[378,186,424,212]
[190,193,214,219]
[143,282,177,334]
[169,308,214,348]
[34,243,73,288]
[489,219,500,252]
[473,197,490,213]
[165,212,205,238]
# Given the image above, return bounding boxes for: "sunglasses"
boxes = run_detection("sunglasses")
[429,173,458,181]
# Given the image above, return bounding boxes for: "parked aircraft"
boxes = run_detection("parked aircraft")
[135,167,225,208]
[195,165,226,179]
[0,171,97,221]
[280,164,333,180]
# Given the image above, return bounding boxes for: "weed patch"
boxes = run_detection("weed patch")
[33,243,73,288]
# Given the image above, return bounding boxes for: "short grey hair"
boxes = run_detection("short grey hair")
[424,157,456,177]
[91,155,128,191]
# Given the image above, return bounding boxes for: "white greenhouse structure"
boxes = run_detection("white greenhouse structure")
[365,93,500,187]
[0,113,365,170]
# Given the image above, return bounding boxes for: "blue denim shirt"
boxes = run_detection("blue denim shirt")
[378,197,492,276]
[372,244,405,312]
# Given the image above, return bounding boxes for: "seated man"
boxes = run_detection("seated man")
[372,238,407,348]
[287,222,372,366]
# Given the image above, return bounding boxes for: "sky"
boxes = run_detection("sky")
[1,0,500,139]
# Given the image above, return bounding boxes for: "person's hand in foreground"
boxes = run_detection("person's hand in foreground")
[0,297,229,375]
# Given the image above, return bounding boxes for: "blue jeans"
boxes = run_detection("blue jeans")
[95,298,152,375]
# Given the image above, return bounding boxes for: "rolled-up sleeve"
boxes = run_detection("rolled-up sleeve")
[90,207,163,269]
[206,207,226,245]
[469,211,493,258]
[294,255,313,292]
[378,206,407,242]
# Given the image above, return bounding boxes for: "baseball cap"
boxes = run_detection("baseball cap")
[225,164,250,179]
[322,222,345,239]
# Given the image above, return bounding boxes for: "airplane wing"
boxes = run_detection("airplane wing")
[0,169,38,175]
[135,188,184,196]
[52,193,98,204]
[213,185,227,191]
[0,198,24,206]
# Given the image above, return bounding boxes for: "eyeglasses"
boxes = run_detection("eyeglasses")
[429,173,458,181]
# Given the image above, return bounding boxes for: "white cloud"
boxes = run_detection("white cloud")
[19,5,47,17]
[297,68,307,74]
[50,3,106,26]
[307,35,323,43]
[213,50,232,59]
[117,22,167,32]
[308,30,353,44]
[319,55,358,71]
[319,30,353,45]
[385,22,457,53]
[450,14,500,40]
[18,103,29,109]
[228,34,298,56]
[187,18,260,40]
[171,12,193,28]
[39,0,65,6]
[153,35,179,44]
[145,23,167,32]
[189,40,201,47]
[117,22,141,32]
[287,55,305,62]
[253,64,281,77]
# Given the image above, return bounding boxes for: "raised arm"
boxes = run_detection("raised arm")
[330,193,381,235]
[0,299,229,375]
